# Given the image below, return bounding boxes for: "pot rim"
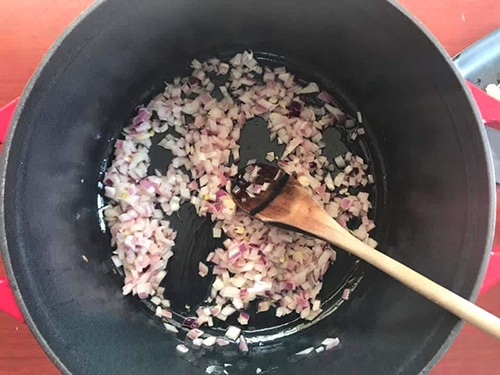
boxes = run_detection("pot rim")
[0,1,494,374]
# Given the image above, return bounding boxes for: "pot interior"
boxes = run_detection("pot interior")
[1,0,492,374]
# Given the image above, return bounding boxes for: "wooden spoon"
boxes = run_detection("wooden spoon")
[229,163,500,340]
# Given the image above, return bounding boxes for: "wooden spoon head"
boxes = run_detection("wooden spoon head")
[229,163,324,227]
[229,163,287,216]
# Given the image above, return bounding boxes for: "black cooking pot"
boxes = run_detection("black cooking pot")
[0,0,495,374]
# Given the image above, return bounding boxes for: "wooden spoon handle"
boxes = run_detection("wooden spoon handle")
[323,221,500,340]
[245,170,500,338]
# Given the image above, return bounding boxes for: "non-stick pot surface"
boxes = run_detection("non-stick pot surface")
[0,0,494,374]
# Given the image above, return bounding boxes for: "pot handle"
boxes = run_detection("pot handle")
[0,98,19,144]
[0,87,499,321]
[465,81,500,294]
[0,98,24,322]
[0,278,23,321]
[466,81,500,131]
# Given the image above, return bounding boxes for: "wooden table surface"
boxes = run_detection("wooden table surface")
[0,0,499,374]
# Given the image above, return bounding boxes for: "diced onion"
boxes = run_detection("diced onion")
[164,323,179,333]
[103,51,378,340]
[203,335,217,347]
[187,328,204,340]
[225,326,242,341]
[199,261,209,277]
[237,311,250,325]
[321,337,340,350]
[238,335,249,352]
[176,344,189,354]
[342,288,350,300]
[296,347,315,355]
[192,338,203,346]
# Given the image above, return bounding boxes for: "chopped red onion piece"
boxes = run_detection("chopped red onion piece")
[258,301,270,313]
[221,305,237,317]
[193,338,203,347]
[342,288,350,300]
[203,335,217,347]
[176,344,189,354]
[333,172,345,187]
[295,347,315,355]
[212,278,225,291]
[187,328,204,341]
[237,311,250,325]
[356,111,362,123]
[239,335,249,352]
[334,155,346,168]
[298,82,319,94]
[182,318,199,329]
[321,337,340,350]
[212,227,222,238]
[162,309,173,319]
[164,323,179,333]
[225,326,241,341]
[151,296,161,305]
[217,338,230,346]
[317,91,334,103]
[199,261,209,277]
[220,286,240,298]
[232,297,244,310]
[218,63,230,75]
